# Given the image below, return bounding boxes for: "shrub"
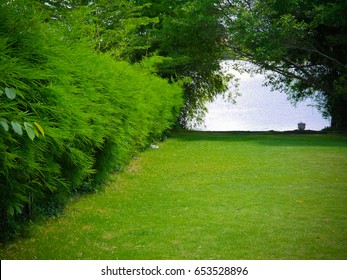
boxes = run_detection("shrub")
[0,0,183,243]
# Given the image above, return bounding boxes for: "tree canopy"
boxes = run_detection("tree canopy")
[36,0,230,126]
[221,0,347,129]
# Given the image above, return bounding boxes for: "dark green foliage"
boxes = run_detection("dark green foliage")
[222,0,347,129]
[137,0,230,126]
[0,0,183,243]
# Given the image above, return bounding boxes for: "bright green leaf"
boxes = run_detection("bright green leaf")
[24,122,35,140]
[11,121,23,136]
[5,87,16,99]
[0,89,4,96]
[0,118,9,131]
[34,121,45,136]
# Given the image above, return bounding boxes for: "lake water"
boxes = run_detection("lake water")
[195,61,331,131]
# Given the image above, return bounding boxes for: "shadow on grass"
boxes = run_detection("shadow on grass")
[171,130,347,148]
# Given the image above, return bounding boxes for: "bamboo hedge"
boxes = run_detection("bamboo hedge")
[0,0,183,242]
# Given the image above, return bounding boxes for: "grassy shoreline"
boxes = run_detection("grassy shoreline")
[1,131,347,259]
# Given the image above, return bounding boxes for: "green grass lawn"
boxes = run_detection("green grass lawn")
[1,132,347,259]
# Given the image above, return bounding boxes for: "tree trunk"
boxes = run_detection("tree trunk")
[330,96,347,130]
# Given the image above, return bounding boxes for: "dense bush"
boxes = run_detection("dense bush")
[0,0,183,243]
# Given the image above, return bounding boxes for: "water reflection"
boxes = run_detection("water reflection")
[196,62,330,131]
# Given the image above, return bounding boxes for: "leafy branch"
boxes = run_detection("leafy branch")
[0,87,45,140]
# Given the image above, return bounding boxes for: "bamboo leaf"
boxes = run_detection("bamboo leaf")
[14,204,22,214]
[34,121,45,136]
[8,206,14,216]
[0,118,9,131]
[24,122,35,140]
[33,128,40,137]
[11,121,23,136]
[5,87,16,100]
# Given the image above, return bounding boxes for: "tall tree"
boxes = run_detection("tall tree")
[38,0,230,126]
[136,0,230,126]
[38,0,156,60]
[221,0,347,129]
